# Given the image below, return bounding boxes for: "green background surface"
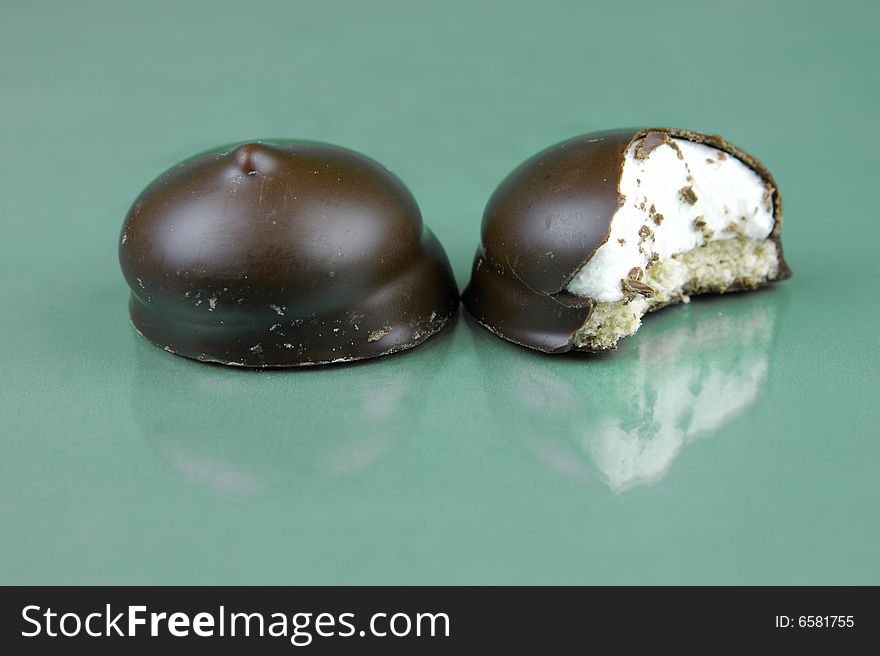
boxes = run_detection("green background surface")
[2,0,878,584]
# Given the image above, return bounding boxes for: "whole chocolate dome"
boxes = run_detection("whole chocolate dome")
[120,141,458,366]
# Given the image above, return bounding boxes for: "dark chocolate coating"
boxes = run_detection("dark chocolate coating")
[120,141,459,366]
[462,128,791,353]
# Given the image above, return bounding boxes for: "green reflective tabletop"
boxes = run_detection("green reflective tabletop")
[2,0,878,584]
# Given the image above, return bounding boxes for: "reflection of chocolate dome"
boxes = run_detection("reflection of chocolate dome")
[120,141,458,367]
[471,294,776,493]
[131,315,456,495]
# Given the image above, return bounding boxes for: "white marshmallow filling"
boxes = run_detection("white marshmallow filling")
[567,136,780,350]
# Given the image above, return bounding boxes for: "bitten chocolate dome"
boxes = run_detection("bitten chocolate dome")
[119,141,458,367]
[462,128,791,353]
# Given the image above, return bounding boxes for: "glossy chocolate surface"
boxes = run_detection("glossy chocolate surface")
[462,128,791,353]
[120,141,458,366]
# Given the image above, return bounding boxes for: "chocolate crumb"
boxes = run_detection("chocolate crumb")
[670,141,684,160]
[617,238,626,246]
[622,268,654,298]
[628,279,655,297]
[633,131,672,160]
[679,186,698,205]
[706,158,715,164]
[725,221,744,236]
[653,213,664,225]
[638,225,654,242]
[717,151,727,161]
[763,184,774,214]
